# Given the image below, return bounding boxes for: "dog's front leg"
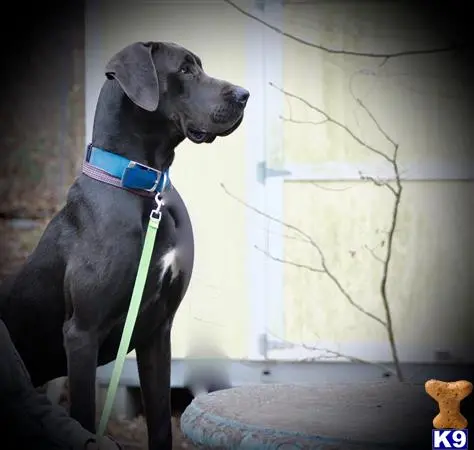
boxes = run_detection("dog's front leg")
[63,318,99,432]
[136,319,173,450]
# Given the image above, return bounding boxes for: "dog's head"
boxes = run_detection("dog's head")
[105,41,249,144]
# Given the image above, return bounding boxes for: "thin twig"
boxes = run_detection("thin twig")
[264,332,395,374]
[364,244,384,264]
[270,82,394,164]
[223,0,460,60]
[311,182,353,192]
[280,116,329,127]
[255,245,325,274]
[359,172,397,196]
[220,183,386,327]
[278,232,312,244]
[356,98,398,149]
[301,344,396,375]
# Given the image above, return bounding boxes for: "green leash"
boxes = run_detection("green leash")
[97,193,164,436]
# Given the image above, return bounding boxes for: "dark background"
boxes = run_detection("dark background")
[0,1,84,278]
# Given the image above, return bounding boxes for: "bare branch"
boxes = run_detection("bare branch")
[221,183,386,327]
[223,0,460,60]
[392,145,402,191]
[378,160,404,381]
[359,172,397,196]
[255,245,325,274]
[351,90,404,380]
[348,68,381,139]
[364,244,384,264]
[216,8,408,377]
[301,344,396,375]
[280,115,329,127]
[220,182,314,242]
[347,73,404,380]
[378,57,390,68]
[278,232,312,244]
[264,332,395,375]
[356,98,398,149]
[191,315,226,328]
[270,82,394,164]
[311,182,353,192]
[354,93,403,381]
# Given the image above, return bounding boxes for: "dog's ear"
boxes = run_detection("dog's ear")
[105,42,160,112]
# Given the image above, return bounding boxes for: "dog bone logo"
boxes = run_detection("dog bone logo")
[425,379,473,429]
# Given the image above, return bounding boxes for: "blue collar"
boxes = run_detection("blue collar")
[83,145,170,194]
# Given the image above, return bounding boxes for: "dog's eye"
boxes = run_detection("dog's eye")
[179,66,191,75]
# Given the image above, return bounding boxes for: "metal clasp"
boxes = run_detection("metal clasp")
[150,192,163,221]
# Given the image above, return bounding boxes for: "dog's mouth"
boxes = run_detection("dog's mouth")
[186,115,244,144]
[186,128,216,144]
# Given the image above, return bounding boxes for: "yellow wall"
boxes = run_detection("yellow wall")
[273,1,473,362]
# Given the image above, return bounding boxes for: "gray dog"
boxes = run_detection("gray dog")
[0,41,249,449]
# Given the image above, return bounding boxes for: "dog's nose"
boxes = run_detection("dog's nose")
[232,87,250,106]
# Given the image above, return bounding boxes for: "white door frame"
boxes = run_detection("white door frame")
[245,0,286,360]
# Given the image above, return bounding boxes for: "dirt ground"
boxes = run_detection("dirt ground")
[54,381,198,450]
[105,414,197,450]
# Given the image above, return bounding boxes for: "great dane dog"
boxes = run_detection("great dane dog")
[0,41,249,449]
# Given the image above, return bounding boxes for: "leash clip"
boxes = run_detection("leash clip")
[150,192,163,221]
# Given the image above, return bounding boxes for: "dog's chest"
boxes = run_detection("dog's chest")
[99,247,182,356]
[99,258,181,364]
[98,199,192,363]
[156,247,180,285]
[137,245,182,312]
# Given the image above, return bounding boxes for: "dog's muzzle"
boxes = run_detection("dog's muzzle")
[186,114,244,144]
[185,87,249,144]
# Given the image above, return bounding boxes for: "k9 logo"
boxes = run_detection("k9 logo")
[432,429,468,449]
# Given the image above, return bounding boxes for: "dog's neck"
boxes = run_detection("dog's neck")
[91,79,185,171]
